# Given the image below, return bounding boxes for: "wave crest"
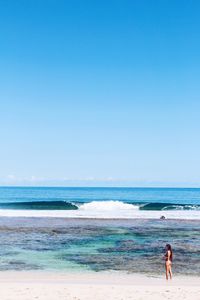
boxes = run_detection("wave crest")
[0,201,78,210]
[79,201,139,211]
[141,202,200,211]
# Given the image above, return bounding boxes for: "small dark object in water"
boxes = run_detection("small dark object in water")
[160,216,166,220]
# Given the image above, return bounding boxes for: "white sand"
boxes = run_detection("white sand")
[0,271,199,300]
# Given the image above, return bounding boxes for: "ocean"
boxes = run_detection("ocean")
[0,186,200,275]
[1,186,200,219]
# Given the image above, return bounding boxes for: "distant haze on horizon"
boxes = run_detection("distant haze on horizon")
[0,1,200,187]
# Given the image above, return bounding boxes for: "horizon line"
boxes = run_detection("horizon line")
[0,185,200,189]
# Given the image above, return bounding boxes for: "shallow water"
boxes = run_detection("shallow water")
[0,217,199,275]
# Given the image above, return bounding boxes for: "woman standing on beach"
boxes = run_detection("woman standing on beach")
[165,244,173,280]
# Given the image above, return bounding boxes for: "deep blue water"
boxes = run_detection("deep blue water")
[1,186,200,205]
[0,187,200,218]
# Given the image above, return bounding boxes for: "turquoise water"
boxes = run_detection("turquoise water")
[0,217,200,275]
[0,187,199,274]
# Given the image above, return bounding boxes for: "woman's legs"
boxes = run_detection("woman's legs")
[165,262,172,280]
[168,264,172,279]
[165,263,169,280]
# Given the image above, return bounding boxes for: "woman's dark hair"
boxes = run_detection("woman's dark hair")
[166,244,173,261]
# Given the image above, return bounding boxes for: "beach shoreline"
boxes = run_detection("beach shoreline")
[0,271,199,300]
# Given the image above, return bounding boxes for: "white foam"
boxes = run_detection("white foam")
[79,200,138,211]
[0,200,199,219]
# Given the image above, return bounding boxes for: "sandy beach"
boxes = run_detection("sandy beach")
[0,271,199,300]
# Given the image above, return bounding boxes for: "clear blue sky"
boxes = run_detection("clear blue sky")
[0,0,200,186]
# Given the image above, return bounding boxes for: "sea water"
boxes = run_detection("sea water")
[0,187,200,275]
[0,186,200,219]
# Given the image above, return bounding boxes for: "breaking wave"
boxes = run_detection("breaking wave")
[0,200,199,211]
[0,201,78,210]
[0,200,199,219]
